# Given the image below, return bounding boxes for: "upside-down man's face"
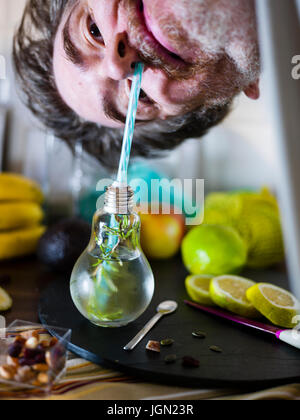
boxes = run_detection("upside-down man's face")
[53,0,260,128]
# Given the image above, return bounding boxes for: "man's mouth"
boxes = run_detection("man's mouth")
[124,0,193,79]
[140,1,183,61]
[138,0,184,63]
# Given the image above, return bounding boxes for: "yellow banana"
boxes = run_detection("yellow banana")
[0,173,43,204]
[0,202,44,231]
[0,226,46,260]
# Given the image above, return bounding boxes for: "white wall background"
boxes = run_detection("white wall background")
[0,0,281,197]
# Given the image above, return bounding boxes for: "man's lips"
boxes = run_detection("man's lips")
[142,2,181,59]
[139,1,183,62]
[129,0,191,74]
[122,0,193,79]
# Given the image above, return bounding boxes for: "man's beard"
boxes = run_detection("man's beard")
[138,0,260,83]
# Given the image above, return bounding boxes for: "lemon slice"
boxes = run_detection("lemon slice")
[185,274,215,306]
[0,287,12,311]
[210,275,260,318]
[246,283,300,328]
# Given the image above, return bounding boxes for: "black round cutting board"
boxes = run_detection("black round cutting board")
[39,259,300,388]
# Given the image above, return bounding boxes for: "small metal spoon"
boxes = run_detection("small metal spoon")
[123,301,178,351]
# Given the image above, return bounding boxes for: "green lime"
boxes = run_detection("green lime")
[181,224,247,276]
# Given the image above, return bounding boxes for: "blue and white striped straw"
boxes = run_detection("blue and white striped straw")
[116,62,144,185]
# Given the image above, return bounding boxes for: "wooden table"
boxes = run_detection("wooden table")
[0,257,56,325]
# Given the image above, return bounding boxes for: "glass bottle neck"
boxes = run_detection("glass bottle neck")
[103,184,134,215]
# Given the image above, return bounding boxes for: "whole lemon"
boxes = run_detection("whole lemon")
[203,188,285,268]
[182,224,247,276]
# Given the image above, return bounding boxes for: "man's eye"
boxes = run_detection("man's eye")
[88,18,104,44]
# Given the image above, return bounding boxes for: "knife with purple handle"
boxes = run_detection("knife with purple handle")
[184,300,300,350]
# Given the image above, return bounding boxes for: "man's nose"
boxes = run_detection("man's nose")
[102,33,139,80]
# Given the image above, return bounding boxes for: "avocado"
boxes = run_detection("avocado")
[37,218,91,273]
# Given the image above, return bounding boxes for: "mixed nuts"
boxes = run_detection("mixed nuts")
[0,329,66,387]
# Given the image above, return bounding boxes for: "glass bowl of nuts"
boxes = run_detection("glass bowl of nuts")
[0,320,71,391]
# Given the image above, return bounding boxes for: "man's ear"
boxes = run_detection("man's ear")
[244,79,260,100]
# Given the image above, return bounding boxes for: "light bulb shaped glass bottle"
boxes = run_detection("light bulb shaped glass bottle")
[70,185,155,327]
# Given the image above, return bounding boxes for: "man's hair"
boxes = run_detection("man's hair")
[13,0,231,168]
